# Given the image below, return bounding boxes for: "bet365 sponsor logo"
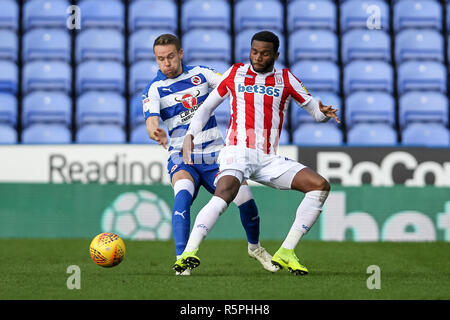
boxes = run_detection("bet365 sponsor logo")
[238,84,280,97]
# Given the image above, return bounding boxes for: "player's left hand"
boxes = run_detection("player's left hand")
[319,100,340,124]
[153,128,168,149]
[182,134,194,165]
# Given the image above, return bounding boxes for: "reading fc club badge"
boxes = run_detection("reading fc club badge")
[190,75,202,85]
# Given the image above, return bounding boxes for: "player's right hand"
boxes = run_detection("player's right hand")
[182,134,194,165]
[153,128,168,149]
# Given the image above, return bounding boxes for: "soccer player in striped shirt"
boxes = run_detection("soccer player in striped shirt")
[175,31,340,275]
[143,34,277,275]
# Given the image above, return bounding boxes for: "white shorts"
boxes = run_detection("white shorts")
[215,145,306,190]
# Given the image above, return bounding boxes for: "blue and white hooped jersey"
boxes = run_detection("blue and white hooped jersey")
[142,64,224,156]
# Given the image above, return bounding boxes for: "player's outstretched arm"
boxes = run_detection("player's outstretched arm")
[318,100,340,124]
[145,116,168,149]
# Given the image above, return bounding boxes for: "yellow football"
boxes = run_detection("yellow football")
[89,232,126,267]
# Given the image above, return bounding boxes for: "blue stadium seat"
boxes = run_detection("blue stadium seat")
[129,0,177,32]
[342,29,391,64]
[397,61,447,94]
[22,91,72,128]
[395,29,444,64]
[129,29,173,63]
[290,60,340,93]
[77,91,126,128]
[129,61,159,96]
[130,124,158,144]
[399,91,448,128]
[78,0,124,30]
[235,29,285,64]
[129,93,145,129]
[340,0,390,32]
[394,0,442,32]
[22,61,71,94]
[0,124,17,144]
[0,0,18,31]
[447,2,450,32]
[402,123,449,147]
[23,28,71,62]
[0,61,18,94]
[234,0,284,33]
[293,123,343,146]
[292,91,341,128]
[182,0,230,32]
[347,123,397,146]
[76,124,126,144]
[279,129,290,145]
[0,93,17,127]
[344,61,393,95]
[0,30,18,62]
[76,29,124,63]
[23,0,71,30]
[76,61,125,95]
[345,91,395,128]
[188,60,231,75]
[22,123,71,144]
[182,30,231,63]
[287,0,336,32]
[289,29,338,63]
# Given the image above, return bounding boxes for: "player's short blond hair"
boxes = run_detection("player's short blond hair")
[153,34,181,52]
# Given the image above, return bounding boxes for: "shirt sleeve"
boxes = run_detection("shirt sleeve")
[286,69,312,107]
[215,64,241,99]
[142,83,161,120]
[200,66,224,89]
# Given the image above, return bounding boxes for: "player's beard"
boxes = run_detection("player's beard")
[251,58,275,73]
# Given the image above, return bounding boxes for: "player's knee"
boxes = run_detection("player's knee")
[215,179,241,204]
[318,178,330,192]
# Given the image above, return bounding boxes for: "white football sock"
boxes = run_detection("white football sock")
[282,190,329,250]
[184,196,228,252]
[248,242,261,251]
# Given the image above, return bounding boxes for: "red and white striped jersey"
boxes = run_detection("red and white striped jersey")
[216,63,312,154]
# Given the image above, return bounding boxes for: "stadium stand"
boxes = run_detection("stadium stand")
[0,30,18,62]
[181,0,231,32]
[402,122,450,147]
[0,124,17,144]
[23,28,71,62]
[0,93,17,127]
[22,123,71,144]
[76,29,124,63]
[76,123,126,144]
[347,123,397,146]
[0,0,448,145]
[78,0,125,30]
[22,91,72,128]
[293,123,343,146]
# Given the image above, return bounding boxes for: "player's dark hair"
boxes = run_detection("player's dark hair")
[251,31,279,53]
[153,33,181,51]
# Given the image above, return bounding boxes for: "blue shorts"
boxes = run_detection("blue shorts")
[167,152,220,200]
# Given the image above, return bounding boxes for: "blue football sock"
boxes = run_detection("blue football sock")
[172,189,193,256]
[238,199,260,245]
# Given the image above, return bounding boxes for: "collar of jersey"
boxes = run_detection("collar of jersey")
[248,63,276,76]
[156,63,195,81]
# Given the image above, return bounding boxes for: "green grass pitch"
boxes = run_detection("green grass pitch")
[1,239,450,300]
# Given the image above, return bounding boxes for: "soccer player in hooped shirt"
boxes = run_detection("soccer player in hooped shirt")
[176,31,340,275]
[142,34,277,275]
